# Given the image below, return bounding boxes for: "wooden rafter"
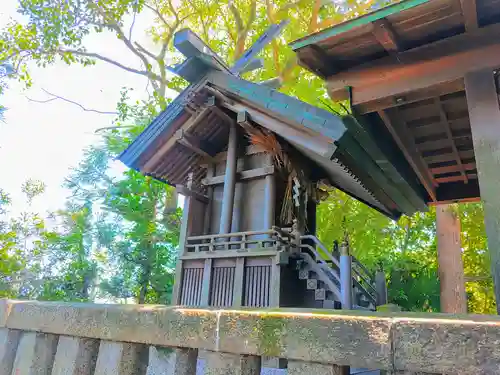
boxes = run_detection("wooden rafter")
[430,162,476,175]
[436,98,468,183]
[460,0,479,32]
[174,129,215,161]
[371,18,401,53]
[300,45,339,78]
[377,109,437,201]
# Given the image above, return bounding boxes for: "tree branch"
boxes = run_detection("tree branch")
[144,3,172,31]
[134,42,158,60]
[57,48,162,82]
[129,0,139,41]
[91,3,157,84]
[228,1,244,33]
[94,125,136,133]
[27,88,118,115]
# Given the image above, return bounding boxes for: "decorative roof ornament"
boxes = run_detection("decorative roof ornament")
[167,20,289,87]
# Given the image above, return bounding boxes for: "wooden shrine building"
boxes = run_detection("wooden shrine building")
[118,27,393,312]
[119,0,500,315]
[290,0,500,312]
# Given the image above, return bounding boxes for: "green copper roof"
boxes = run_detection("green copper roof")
[289,0,431,51]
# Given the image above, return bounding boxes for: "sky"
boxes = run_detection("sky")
[0,0,155,216]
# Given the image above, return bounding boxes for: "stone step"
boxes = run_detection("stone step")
[306,278,318,290]
[298,269,309,280]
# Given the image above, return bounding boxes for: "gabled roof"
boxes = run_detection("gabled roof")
[119,29,429,219]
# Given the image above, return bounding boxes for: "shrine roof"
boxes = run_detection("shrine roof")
[290,0,500,78]
[119,29,432,219]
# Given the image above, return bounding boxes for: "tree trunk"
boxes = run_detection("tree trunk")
[436,204,467,313]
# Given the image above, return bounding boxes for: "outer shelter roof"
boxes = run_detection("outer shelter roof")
[290,0,500,206]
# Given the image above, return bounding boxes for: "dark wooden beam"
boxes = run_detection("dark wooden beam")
[175,184,209,204]
[465,69,500,314]
[378,109,437,201]
[460,0,479,32]
[371,18,401,53]
[327,24,500,106]
[299,45,339,78]
[174,129,215,161]
[143,106,212,172]
[202,166,275,186]
[353,79,465,115]
[430,162,476,175]
[435,98,468,183]
[435,173,476,184]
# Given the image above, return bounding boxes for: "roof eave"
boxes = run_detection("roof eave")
[289,0,431,51]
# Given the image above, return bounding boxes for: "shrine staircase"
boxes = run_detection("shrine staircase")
[296,234,379,311]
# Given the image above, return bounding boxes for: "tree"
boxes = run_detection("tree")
[0,63,13,122]
[0,0,397,106]
[0,180,56,299]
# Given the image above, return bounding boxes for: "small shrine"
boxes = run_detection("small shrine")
[118,24,409,312]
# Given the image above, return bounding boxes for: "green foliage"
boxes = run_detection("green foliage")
[0,182,55,299]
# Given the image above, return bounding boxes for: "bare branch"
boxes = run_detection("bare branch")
[95,125,136,133]
[57,48,162,82]
[228,1,244,32]
[144,3,172,31]
[134,42,158,60]
[27,88,118,115]
[90,3,156,81]
[129,0,139,41]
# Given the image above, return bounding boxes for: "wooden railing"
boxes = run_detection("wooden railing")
[1,299,499,374]
[185,228,293,252]
[300,235,379,308]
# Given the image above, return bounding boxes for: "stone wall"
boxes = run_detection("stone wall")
[1,299,500,374]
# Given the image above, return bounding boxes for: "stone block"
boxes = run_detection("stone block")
[288,360,348,375]
[0,300,12,328]
[11,332,58,375]
[393,316,500,374]
[204,351,260,375]
[216,310,392,370]
[147,346,197,375]
[5,301,217,350]
[51,336,99,375]
[94,341,148,375]
[0,328,20,375]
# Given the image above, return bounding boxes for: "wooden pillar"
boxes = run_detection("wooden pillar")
[340,244,353,310]
[173,173,195,305]
[465,69,500,314]
[263,154,276,231]
[436,204,467,313]
[219,123,238,234]
[203,165,215,235]
[375,268,388,306]
[263,174,276,230]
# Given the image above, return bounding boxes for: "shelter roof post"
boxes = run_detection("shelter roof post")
[465,68,500,314]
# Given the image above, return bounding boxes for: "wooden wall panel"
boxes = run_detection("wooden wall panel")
[210,267,235,307]
[243,265,271,307]
[240,179,267,233]
[190,198,206,237]
[209,186,223,235]
[180,267,203,306]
